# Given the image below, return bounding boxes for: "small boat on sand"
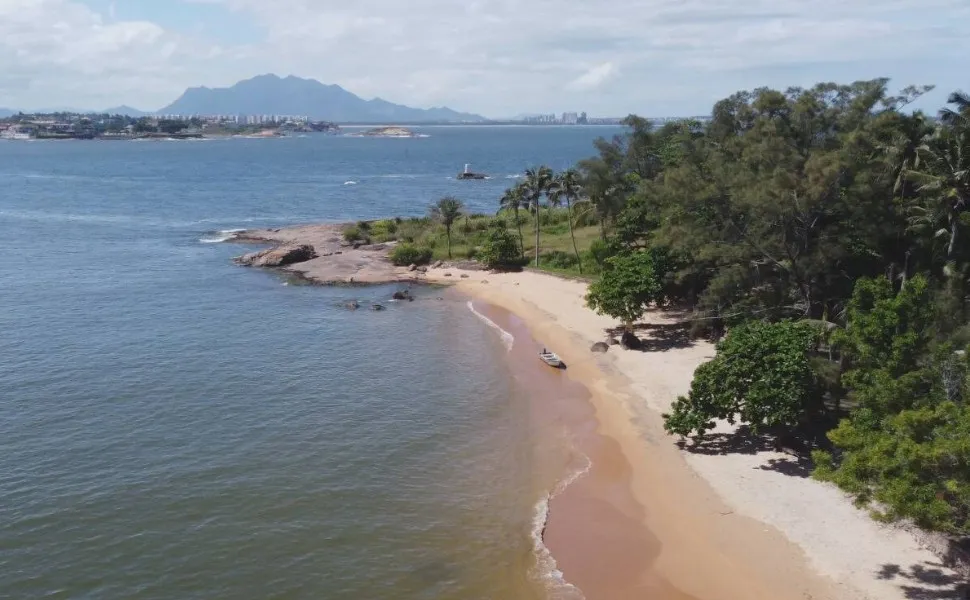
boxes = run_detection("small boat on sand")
[539,348,563,368]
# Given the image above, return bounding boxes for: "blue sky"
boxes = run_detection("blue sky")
[0,0,967,117]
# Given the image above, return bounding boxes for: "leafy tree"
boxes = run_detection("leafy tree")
[429,196,464,259]
[523,166,554,266]
[548,169,585,273]
[478,227,521,269]
[585,251,661,328]
[663,321,823,438]
[499,184,527,256]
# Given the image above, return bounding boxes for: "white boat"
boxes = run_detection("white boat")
[539,348,562,368]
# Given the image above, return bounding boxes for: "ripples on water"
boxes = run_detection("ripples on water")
[0,127,619,599]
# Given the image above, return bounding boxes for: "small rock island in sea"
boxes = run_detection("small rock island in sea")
[349,126,420,138]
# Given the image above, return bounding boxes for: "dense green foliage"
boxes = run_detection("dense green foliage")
[389,243,433,266]
[585,251,661,326]
[513,80,970,536]
[664,321,822,437]
[477,228,522,269]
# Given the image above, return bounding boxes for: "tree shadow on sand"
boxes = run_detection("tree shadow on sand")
[606,321,698,352]
[674,425,826,480]
[876,562,968,599]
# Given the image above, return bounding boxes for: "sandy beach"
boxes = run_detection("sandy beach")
[424,267,964,600]
[227,226,963,600]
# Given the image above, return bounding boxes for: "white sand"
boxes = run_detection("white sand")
[426,267,964,600]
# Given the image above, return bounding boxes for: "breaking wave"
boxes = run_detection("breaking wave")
[466,301,514,351]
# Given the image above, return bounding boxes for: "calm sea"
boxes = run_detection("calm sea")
[0,127,618,599]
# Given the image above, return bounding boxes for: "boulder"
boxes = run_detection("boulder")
[392,290,414,302]
[607,337,620,346]
[416,266,428,273]
[620,331,642,350]
[432,260,444,268]
[460,274,469,279]
[371,304,386,311]
[345,300,360,310]
[444,273,453,277]
[408,264,417,272]
[235,244,317,267]
[591,342,610,353]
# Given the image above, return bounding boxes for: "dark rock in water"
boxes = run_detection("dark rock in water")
[607,337,620,346]
[371,304,386,311]
[591,342,610,353]
[345,300,360,310]
[620,331,642,350]
[408,264,417,272]
[235,244,317,267]
[392,289,414,302]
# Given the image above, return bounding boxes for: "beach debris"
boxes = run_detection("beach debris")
[371,304,386,311]
[620,331,642,350]
[392,289,415,302]
[234,243,317,267]
[591,342,610,353]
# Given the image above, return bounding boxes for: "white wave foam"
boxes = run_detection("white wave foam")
[506,174,524,179]
[343,181,358,185]
[531,455,592,599]
[466,301,514,351]
[199,228,246,244]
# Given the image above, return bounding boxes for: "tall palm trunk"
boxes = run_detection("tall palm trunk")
[566,198,583,274]
[513,206,525,256]
[446,225,453,259]
[534,206,540,267]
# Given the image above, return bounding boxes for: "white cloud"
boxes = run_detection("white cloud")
[0,0,968,116]
[567,63,618,92]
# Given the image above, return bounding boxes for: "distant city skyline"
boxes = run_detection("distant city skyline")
[1,1,967,118]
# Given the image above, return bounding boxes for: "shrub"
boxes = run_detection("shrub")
[663,321,823,438]
[369,219,399,242]
[356,220,371,232]
[389,243,433,266]
[588,239,612,268]
[541,250,579,270]
[465,246,478,260]
[343,226,367,243]
[478,228,521,269]
[585,251,662,326]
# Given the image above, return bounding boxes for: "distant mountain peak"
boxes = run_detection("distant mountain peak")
[157,74,485,123]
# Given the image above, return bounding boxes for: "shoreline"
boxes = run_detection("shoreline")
[225,224,964,599]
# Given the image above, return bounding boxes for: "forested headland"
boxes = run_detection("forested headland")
[542,79,970,542]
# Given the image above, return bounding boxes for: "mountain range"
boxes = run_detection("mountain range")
[1,75,487,122]
[157,74,485,122]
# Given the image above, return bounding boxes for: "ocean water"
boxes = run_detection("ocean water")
[0,127,619,600]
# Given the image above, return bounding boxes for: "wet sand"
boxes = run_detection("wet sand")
[473,301,702,600]
[456,293,845,600]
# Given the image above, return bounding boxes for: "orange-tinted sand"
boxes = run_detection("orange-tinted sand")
[456,294,844,600]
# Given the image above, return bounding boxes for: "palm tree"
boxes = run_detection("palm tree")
[499,184,527,256]
[430,196,464,259]
[524,166,554,266]
[904,126,970,263]
[549,169,585,273]
[940,90,970,128]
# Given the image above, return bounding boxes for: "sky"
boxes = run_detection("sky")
[0,0,967,118]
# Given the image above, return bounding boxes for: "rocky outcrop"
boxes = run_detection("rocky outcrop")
[591,342,610,353]
[235,244,317,267]
[392,290,414,302]
[620,331,642,350]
